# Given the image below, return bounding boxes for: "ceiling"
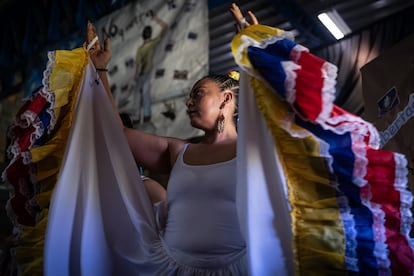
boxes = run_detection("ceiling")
[209,0,414,76]
[1,0,413,111]
[210,0,414,114]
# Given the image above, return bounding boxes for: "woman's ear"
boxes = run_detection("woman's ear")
[223,91,233,103]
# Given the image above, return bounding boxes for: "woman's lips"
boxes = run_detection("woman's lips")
[187,110,197,117]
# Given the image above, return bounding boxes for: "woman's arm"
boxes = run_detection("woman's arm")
[86,21,124,127]
[151,11,168,32]
[86,21,184,174]
[125,128,185,174]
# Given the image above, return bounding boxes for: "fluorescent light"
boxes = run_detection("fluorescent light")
[317,10,351,40]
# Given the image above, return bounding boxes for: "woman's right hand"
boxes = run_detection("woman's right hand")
[230,3,258,29]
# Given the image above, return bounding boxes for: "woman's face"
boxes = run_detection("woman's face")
[186,78,223,130]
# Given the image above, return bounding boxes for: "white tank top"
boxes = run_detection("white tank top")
[163,144,245,256]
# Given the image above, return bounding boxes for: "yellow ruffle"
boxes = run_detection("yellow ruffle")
[231,24,349,274]
[13,47,88,275]
[231,24,287,71]
[250,77,347,275]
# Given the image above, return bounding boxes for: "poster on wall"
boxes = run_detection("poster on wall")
[361,33,414,189]
[94,0,208,139]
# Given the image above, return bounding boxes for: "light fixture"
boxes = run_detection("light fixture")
[317,9,351,40]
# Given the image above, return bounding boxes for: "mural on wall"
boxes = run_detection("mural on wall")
[0,0,208,168]
[94,0,208,138]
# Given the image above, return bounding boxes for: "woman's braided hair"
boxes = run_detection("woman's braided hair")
[206,70,240,123]
[209,70,239,94]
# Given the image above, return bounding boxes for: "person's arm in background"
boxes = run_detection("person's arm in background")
[150,10,168,33]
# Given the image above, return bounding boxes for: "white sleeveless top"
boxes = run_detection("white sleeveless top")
[163,144,246,258]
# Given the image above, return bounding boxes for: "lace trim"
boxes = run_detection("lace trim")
[1,51,58,224]
[289,44,308,63]
[393,153,413,237]
[370,203,390,272]
[4,88,51,164]
[336,195,358,271]
[351,132,368,187]
[360,183,390,271]
[322,114,381,149]
[42,51,57,133]
[316,62,337,123]
[281,61,300,104]
[21,151,32,165]
[279,113,311,139]
[258,31,296,50]
[234,34,263,79]
[17,110,37,128]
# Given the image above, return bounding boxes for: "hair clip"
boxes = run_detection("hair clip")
[228,70,240,81]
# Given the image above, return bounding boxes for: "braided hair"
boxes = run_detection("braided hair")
[204,71,240,124]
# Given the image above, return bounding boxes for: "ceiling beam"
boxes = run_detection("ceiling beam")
[265,0,336,49]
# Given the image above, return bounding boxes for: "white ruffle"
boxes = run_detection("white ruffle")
[281,61,300,104]
[316,61,337,123]
[350,132,368,187]
[336,195,358,271]
[42,51,57,132]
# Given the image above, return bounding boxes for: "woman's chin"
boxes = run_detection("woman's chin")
[189,121,199,128]
[189,119,203,130]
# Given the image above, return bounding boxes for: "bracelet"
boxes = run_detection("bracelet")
[240,17,247,28]
[96,68,108,72]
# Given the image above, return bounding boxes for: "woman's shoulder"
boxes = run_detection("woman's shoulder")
[168,138,187,166]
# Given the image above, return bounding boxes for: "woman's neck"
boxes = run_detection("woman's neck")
[201,127,237,145]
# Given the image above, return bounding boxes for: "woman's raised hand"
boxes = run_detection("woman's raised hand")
[86,21,111,70]
[229,3,258,29]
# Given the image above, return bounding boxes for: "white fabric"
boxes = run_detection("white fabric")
[236,72,294,275]
[44,61,247,275]
[44,61,159,275]
[44,63,295,275]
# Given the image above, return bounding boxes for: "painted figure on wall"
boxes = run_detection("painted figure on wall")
[133,10,167,124]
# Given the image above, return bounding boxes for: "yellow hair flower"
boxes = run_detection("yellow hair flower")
[228,70,240,81]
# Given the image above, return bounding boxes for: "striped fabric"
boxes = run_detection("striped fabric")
[231,24,414,275]
[3,24,414,275]
[2,48,89,274]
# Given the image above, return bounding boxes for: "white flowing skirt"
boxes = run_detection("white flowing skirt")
[43,61,252,276]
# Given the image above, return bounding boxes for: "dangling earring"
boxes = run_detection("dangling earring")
[217,109,225,133]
